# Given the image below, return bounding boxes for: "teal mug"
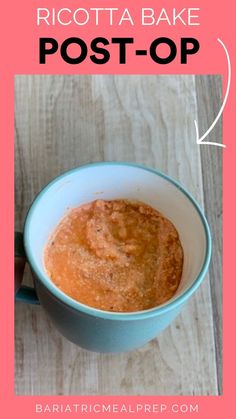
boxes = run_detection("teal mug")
[16,162,211,352]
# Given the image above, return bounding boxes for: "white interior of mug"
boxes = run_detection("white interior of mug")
[24,163,210,308]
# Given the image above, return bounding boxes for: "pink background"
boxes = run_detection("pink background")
[0,0,235,417]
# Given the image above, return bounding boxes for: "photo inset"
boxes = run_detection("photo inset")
[15,75,222,395]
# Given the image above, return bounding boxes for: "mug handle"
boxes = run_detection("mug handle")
[15,232,40,305]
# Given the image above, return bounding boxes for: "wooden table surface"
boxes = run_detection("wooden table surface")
[15,75,222,395]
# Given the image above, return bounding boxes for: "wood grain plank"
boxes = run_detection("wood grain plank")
[15,75,218,395]
[195,75,222,394]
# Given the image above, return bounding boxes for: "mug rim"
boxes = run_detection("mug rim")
[24,161,212,321]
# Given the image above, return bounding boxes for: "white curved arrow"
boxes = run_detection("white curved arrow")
[195,38,230,148]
